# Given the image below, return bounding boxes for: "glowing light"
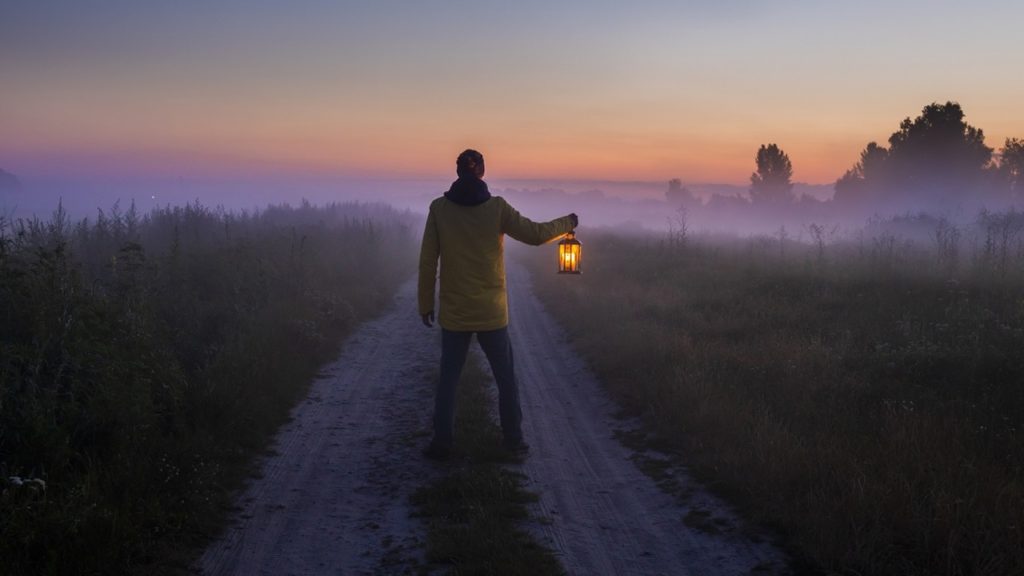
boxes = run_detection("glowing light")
[558,232,582,274]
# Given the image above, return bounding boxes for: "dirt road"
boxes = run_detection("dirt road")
[196,280,439,575]
[197,266,788,575]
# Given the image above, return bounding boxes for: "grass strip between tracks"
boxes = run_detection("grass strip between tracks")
[411,360,563,576]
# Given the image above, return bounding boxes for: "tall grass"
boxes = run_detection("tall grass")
[0,200,418,575]
[523,213,1024,576]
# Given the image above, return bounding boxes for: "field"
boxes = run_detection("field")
[5,198,1023,575]
[0,201,417,575]
[524,213,1024,576]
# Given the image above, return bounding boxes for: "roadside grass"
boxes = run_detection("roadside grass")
[0,201,417,576]
[412,360,563,576]
[521,224,1024,576]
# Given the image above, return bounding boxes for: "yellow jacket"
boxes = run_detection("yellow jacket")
[418,196,574,331]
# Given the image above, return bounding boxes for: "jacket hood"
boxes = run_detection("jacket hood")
[444,177,492,207]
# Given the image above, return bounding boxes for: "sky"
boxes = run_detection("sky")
[2,0,1024,189]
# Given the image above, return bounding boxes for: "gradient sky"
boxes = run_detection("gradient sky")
[2,0,1023,186]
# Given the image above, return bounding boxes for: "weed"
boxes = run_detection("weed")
[522,218,1024,576]
[0,201,417,575]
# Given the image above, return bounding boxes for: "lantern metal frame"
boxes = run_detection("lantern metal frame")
[557,230,582,274]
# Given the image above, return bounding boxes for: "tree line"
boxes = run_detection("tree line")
[668,101,1023,214]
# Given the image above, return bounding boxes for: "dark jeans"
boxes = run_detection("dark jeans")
[432,326,523,447]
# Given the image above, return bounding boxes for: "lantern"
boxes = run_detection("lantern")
[558,231,582,274]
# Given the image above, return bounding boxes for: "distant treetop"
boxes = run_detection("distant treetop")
[749,144,794,204]
[835,101,996,206]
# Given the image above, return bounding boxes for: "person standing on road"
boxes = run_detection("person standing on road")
[418,149,578,459]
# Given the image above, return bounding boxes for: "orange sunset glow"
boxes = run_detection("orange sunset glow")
[3,1,1023,190]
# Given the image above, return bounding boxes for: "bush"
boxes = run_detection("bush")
[0,200,418,575]
[523,220,1024,576]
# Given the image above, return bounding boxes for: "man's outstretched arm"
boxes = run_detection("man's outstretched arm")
[418,208,439,327]
[501,198,577,245]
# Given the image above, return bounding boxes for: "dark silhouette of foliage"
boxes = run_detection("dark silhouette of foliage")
[749,143,794,204]
[835,102,993,205]
[834,142,889,204]
[887,101,991,192]
[665,178,698,206]
[0,201,417,575]
[998,137,1024,198]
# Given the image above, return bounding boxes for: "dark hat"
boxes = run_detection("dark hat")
[456,149,485,179]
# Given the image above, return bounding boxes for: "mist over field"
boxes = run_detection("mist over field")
[5,103,1020,239]
[2,170,1013,240]
[0,173,832,228]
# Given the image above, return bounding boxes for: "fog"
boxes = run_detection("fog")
[5,170,1019,243]
[0,174,438,221]
[0,171,851,232]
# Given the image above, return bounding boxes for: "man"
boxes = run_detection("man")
[418,149,578,459]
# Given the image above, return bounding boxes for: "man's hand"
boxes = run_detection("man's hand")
[421,311,435,327]
[570,213,579,228]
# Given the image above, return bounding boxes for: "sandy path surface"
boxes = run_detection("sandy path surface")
[196,280,437,576]
[197,266,789,576]
[507,262,789,576]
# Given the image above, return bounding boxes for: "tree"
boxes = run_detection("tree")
[997,138,1024,198]
[749,144,793,204]
[834,102,993,206]
[831,101,991,207]
[886,101,991,194]
[834,142,889,204]
[665,178,698,206]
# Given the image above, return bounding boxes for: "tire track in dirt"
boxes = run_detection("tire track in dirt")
[507,261,790,576]
[196,279,438,576]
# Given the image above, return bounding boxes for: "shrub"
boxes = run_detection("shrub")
[523,220,1024,576]
[0,200,418,575]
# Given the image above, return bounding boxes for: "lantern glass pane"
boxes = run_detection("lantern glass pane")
[557,232,581,274]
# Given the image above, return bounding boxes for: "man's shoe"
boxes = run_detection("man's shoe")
[422,442,451,460]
